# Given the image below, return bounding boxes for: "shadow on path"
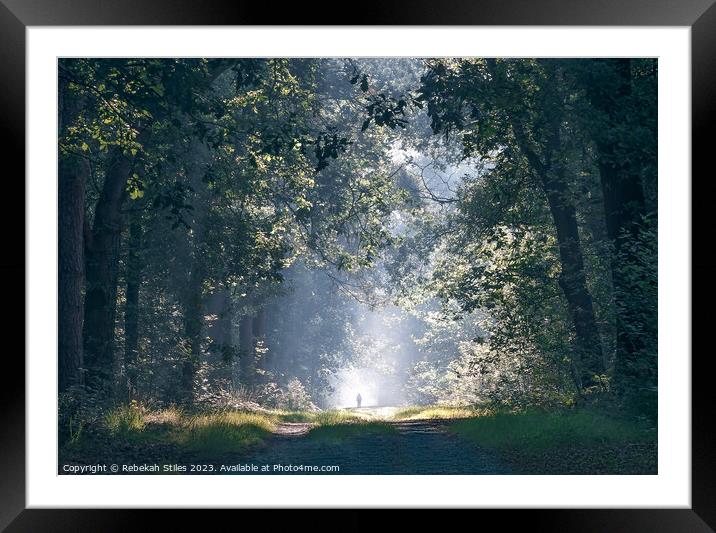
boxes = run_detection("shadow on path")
[228,413,511,475]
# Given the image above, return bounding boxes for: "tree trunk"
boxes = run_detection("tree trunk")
[58,78,87,393]
[541,169,606,388]
[590,60,647,243]
[83,147,131,396]
[510,131,605,389]
[518,61,606,390]
[598,145,648,392]
[239,315,255,388]
[487,59,605,390]
[181,261,205,401]
[585,59,652,393]
[206,289,233,359]
[123,214,142,397]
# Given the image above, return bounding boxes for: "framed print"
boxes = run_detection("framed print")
[1,0,712,529]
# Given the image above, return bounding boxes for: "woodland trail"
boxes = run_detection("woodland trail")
[229,408,511,475]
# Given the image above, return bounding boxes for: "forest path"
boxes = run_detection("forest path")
[233,411,511,475]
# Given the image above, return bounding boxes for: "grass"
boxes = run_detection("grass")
[65,402,656,475]
[450,408,655,452]
[449,407,657,474]
[275,408,396,442]
[178,411,277,454]
[392,405,489,421]
[274,409,368,425]
[99,405,279,454]
[142,406,184,426]
[95,405,386,456]
[307,421,397,442]
[105,403,146,438]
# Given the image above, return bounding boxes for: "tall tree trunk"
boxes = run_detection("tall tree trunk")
[181,260,205,402]
[598,144,648,393]
[206,288,233,358]
[83,147,131,396]
[511,133,606,390]
[123,213,142,398]
[590,60,647,242]
[520,62,606,390]
[58,78,87,393]
[584,59,652,394]
[239,315,255,389]
[541,168,606,388]
[488,59,606,390]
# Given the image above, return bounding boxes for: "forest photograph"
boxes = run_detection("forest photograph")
[58,57,657,476]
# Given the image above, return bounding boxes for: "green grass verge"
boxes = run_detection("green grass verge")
[280,409,397,442]
[449,408,657,474]
[274,409,367,424]
[63,403,656,474]
[450,409,654,452]
[94,405,389,457]
[392,405,488,421]
[177,411,277,454]
[98,405,278,454]
[307,421,397,442]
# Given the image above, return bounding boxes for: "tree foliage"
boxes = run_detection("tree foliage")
[58,57,658,422]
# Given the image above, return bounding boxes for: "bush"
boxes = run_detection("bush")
[253,379,319,411]
[283,378,317,411]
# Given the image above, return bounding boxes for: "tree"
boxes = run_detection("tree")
[123,211,143,396]
[416,58,606,390]
[61,59,240,396]
[570,58,657,409]
[58,73,88,392]
[58,57,657,416]
[83,147,133,393]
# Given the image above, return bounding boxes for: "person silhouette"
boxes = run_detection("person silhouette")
[356,393,362,408]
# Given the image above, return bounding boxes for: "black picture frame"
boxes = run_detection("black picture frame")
[1,1,711,529]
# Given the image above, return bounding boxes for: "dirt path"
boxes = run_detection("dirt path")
[230,415,511,475]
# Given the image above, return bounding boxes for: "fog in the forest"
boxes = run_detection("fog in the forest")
[57,55,659,479]
[58,56,657,420]
[238,59,481,409]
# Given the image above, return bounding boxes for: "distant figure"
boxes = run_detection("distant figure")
[356,393,362,408]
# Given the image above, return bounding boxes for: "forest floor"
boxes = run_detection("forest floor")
[59,404,656,475]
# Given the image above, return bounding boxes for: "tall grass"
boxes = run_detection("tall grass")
[276,409,366,425]
[102,404,278,454]
[105,403,146,437]
[177,412,277,454]
[392,405,489,420]
[142,406,183,426]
